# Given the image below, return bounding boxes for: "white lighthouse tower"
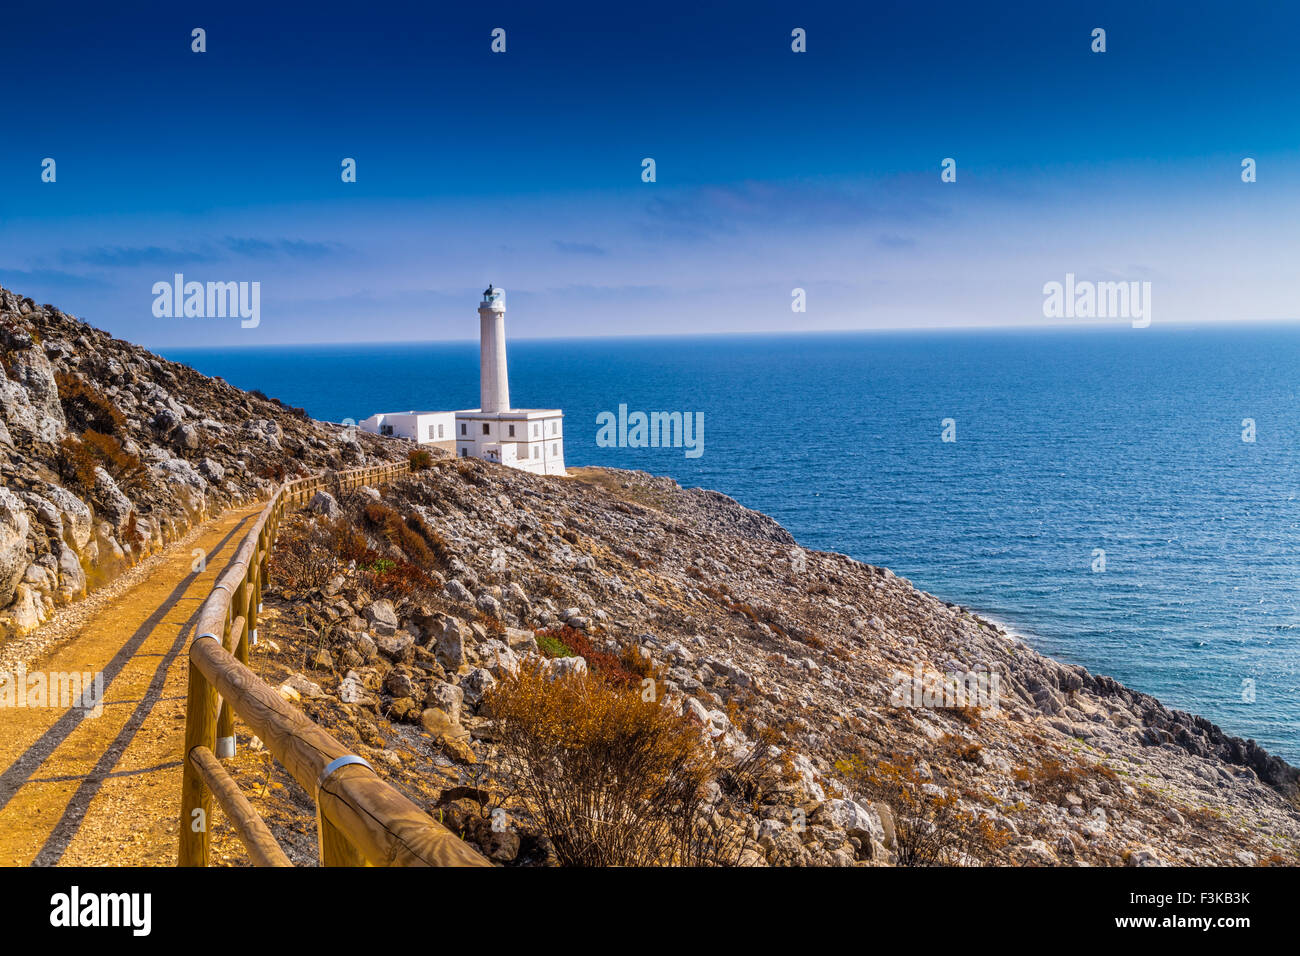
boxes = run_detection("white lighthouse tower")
[358,285,566,475]
[455,286,566,475]
[478,286,510,413]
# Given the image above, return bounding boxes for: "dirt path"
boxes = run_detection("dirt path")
[0,502,265,866]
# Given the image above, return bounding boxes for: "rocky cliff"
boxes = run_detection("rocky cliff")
[0,286,399,640]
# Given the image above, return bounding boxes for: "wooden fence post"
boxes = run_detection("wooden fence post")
[215,604,237,758]
[178,652,218,866]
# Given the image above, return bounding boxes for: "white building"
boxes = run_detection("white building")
[360,286,565,476]
[356,411,456,454]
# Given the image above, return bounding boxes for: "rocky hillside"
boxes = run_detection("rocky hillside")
[4,283,1296,867]
[240,458,1300,867]
[0,285,400,640]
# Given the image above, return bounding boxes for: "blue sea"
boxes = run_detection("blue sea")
[166,326,1300,762]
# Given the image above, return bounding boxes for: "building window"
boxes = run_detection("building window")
[460,423,467,436]
[532,424,538,437]
[482,423,490,435]
[552,443,558,454]
[460,447,468,457]
[508,424,515,437]
[551,421,558,434]
[533,445,539,458]
[380,424,393,436]
[427,424,435,440]
[438,424,445,438]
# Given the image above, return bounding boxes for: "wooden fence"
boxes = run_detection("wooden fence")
[177,460,490,867]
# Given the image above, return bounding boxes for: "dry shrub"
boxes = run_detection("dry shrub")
[56,372,127,435]
[268,519,336,592]
[937,705,983,729]
[404,512,452,570]
[82,430,147,488]
[409,448,434,471]
[365,558,439,598]
[1013,755,1115,807]
[835,753,1011,866]
[324,517,371,563]
[124,511,147,549]
[363,501,439,570]
[58,431,147,492]
[488,663,737,866]
[57,436,100,489]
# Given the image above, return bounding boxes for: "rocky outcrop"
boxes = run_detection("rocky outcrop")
[0,284,408,640]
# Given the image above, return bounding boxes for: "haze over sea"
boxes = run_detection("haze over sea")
[166,325,1300,762]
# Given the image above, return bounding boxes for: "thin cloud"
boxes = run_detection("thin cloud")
[223,237,343,259]
[0,268,113,291]
[639,180,952,241]
[552,240,607,256]
[59,245,220,267]
[878,233,917,249]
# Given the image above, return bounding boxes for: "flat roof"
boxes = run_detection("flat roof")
[365,410,456,416]
[454,409,563,419]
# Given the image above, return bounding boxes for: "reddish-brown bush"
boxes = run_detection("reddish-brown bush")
[55,371,127,435]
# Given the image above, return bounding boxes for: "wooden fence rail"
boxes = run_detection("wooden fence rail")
[178,459,490,867]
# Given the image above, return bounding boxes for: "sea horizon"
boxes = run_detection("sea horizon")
[148,316,1300,352]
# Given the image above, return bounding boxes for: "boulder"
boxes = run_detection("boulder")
[279,673,324,700]
[425,680,465,724]
[477,639,520,677]
[383,669,415,698]
[198,458,225,482]
[504,626,537,654]
[545,656,588,680]
[435,616,473,669]
[308,490,341,519]
[44,486,92,552]
[420,707,476,763]
[459,668,497,709]
[376,630,415,662]
[0,488,31,607]
[444,579,474,604]
[365,599,399,636]
[476,592,502,618]
[820,799,885,847]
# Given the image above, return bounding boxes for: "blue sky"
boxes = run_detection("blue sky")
[1,0,1297,346]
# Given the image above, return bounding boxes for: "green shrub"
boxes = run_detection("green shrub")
[535,632,573,658]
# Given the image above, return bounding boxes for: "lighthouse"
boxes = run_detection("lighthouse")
[478,285,510,413]
[358,285,566,475]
